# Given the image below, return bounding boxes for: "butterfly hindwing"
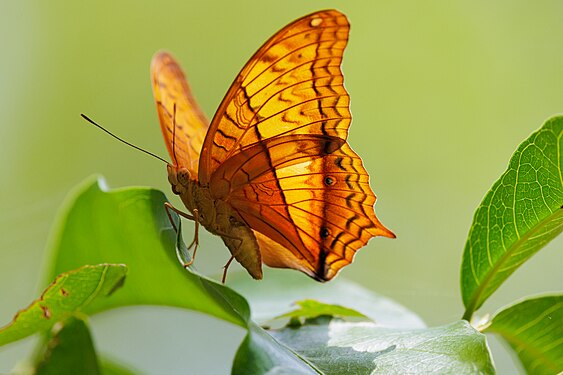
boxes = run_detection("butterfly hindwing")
[210,136,394,280]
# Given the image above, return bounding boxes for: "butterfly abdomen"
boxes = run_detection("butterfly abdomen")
[220,222,262,280]
[200,195,263,279]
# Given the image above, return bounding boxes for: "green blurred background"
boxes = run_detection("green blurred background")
[1,1,562,373]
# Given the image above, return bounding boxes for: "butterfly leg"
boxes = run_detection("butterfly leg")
[164,202,199,267]
[185,209,200,267]
[218,232,244,284]
[164,202,195,229]
[215,230,243,244]
[222,255,235,283]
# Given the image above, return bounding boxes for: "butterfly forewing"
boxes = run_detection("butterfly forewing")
[151,52,209,177]
[199,10,351,183]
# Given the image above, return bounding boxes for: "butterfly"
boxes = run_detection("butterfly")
[151,9,395,282]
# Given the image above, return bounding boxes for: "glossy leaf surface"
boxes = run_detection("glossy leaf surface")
[234,319,495,374]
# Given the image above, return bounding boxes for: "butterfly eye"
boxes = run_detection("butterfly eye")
[177,168,191,186]
[320,227,330,239]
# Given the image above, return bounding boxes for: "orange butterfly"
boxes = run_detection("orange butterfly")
[151,9,395,282]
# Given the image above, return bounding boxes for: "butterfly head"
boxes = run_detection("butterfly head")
[167,164,192,195]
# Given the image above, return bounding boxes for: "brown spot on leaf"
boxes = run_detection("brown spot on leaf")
[60,288,69,297]
[41,305,51,319]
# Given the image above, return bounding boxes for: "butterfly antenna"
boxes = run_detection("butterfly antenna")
[171,102,179,166]
[81,114,170,165]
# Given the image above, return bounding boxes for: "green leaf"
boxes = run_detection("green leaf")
[35,316,100,375]
[233,319,495,375]
[42,177,250,327]
[233,322,317,375]
[483,294,563,375]
[34,318,142,375]
[229,270,494,375]
[276,299,369,324]
[229,270,425,329]
[461,116,563,319]
[0,264,127,346]
[99,357,143,375]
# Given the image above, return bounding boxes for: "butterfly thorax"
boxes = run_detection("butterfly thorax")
[167,165,263,279]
